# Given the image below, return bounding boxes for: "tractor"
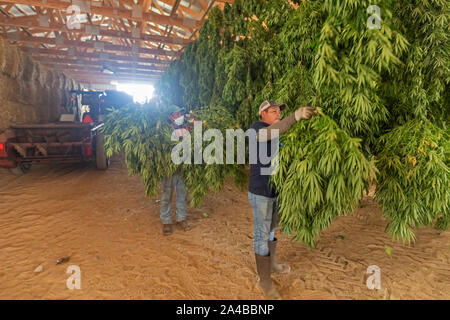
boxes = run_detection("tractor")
[0,90,133,174]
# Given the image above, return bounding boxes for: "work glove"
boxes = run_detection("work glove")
[294,106,317,121]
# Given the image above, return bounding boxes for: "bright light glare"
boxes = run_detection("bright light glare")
[116,83,154,104]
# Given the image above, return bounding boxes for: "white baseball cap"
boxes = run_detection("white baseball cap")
[259,100,286,115]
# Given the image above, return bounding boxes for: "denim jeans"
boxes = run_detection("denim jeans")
[160,174,187,224]
[248,192,280,256]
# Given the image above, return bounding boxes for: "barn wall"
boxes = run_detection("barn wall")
[0,38,81,132]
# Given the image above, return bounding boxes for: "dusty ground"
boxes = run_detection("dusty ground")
[0,156,449,300]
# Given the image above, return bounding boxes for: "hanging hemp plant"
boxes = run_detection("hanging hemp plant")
[376,120,450,243]
[105,0,449,247]
[102,103,247,208]
[102,104,178,197]
[271,110,375,247]
[222,45,250,111]
[236,66,256,130]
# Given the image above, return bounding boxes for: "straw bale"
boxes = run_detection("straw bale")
[21,53,36,82]
[1,41,21,78]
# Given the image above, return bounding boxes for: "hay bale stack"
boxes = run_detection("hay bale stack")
[60,73,66,89]
[0,75,38,132]
[21,52,36,82]
[0,74,18,102]
[0,38,82,129]
[47,70,61,121]
[0,38,6,72]
[47,69,56,89]
[60,73,68,90]
[18,53,39,104]
[1,42,21,78]
[69,78,76,90]
[37,63,49,87]
[15,49,25,79]
[34,62,41,82]
[53,73,66,117]
[30,60,39,82]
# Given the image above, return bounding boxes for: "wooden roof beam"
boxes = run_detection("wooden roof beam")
[69,72,160,80]
[33,56,167,72]
[41,64,163,77]
[21,47,172,64]
[0,0,201,30]
[0,15,189,45]
[2,32,179,57]
[78,79,156,85]
[66,72,160,83]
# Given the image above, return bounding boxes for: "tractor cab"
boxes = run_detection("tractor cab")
[68,90,133,123]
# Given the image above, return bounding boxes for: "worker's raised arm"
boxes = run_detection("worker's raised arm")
[257,107,316,142]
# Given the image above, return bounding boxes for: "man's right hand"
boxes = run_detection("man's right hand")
[295,107,317,121]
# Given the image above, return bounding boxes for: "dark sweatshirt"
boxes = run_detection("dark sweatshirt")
[248,113,297,198]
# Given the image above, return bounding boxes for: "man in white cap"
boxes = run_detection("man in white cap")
[249,100,316,299]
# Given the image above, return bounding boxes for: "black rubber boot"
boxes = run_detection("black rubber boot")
[162,224,173,236]
[255,254,282,300]
[268,238,291,274]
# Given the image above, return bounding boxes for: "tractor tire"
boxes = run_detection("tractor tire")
[95,133,109,170]
[9,163,32,175]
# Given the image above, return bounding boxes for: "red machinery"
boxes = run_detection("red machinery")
[0,122,108,174]
[0,89,132,174]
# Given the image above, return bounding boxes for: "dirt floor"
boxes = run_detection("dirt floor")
[0,156,449,300]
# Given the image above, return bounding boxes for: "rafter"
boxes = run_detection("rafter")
[0,0,234,85]
[0,0,201,30]
[33,56,167,72]
[0,14,189,45]
[64,71,160,82]
[2,32,179,57]
[21,47,172,64]
[69,72,160,80]
[140,0,151,34]
[42,64,163,78]
[78,79,156,85]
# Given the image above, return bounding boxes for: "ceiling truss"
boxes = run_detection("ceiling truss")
[0,0,233,85]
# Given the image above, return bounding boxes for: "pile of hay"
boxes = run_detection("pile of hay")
[0,38,82,130]
[0,38,21,78]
